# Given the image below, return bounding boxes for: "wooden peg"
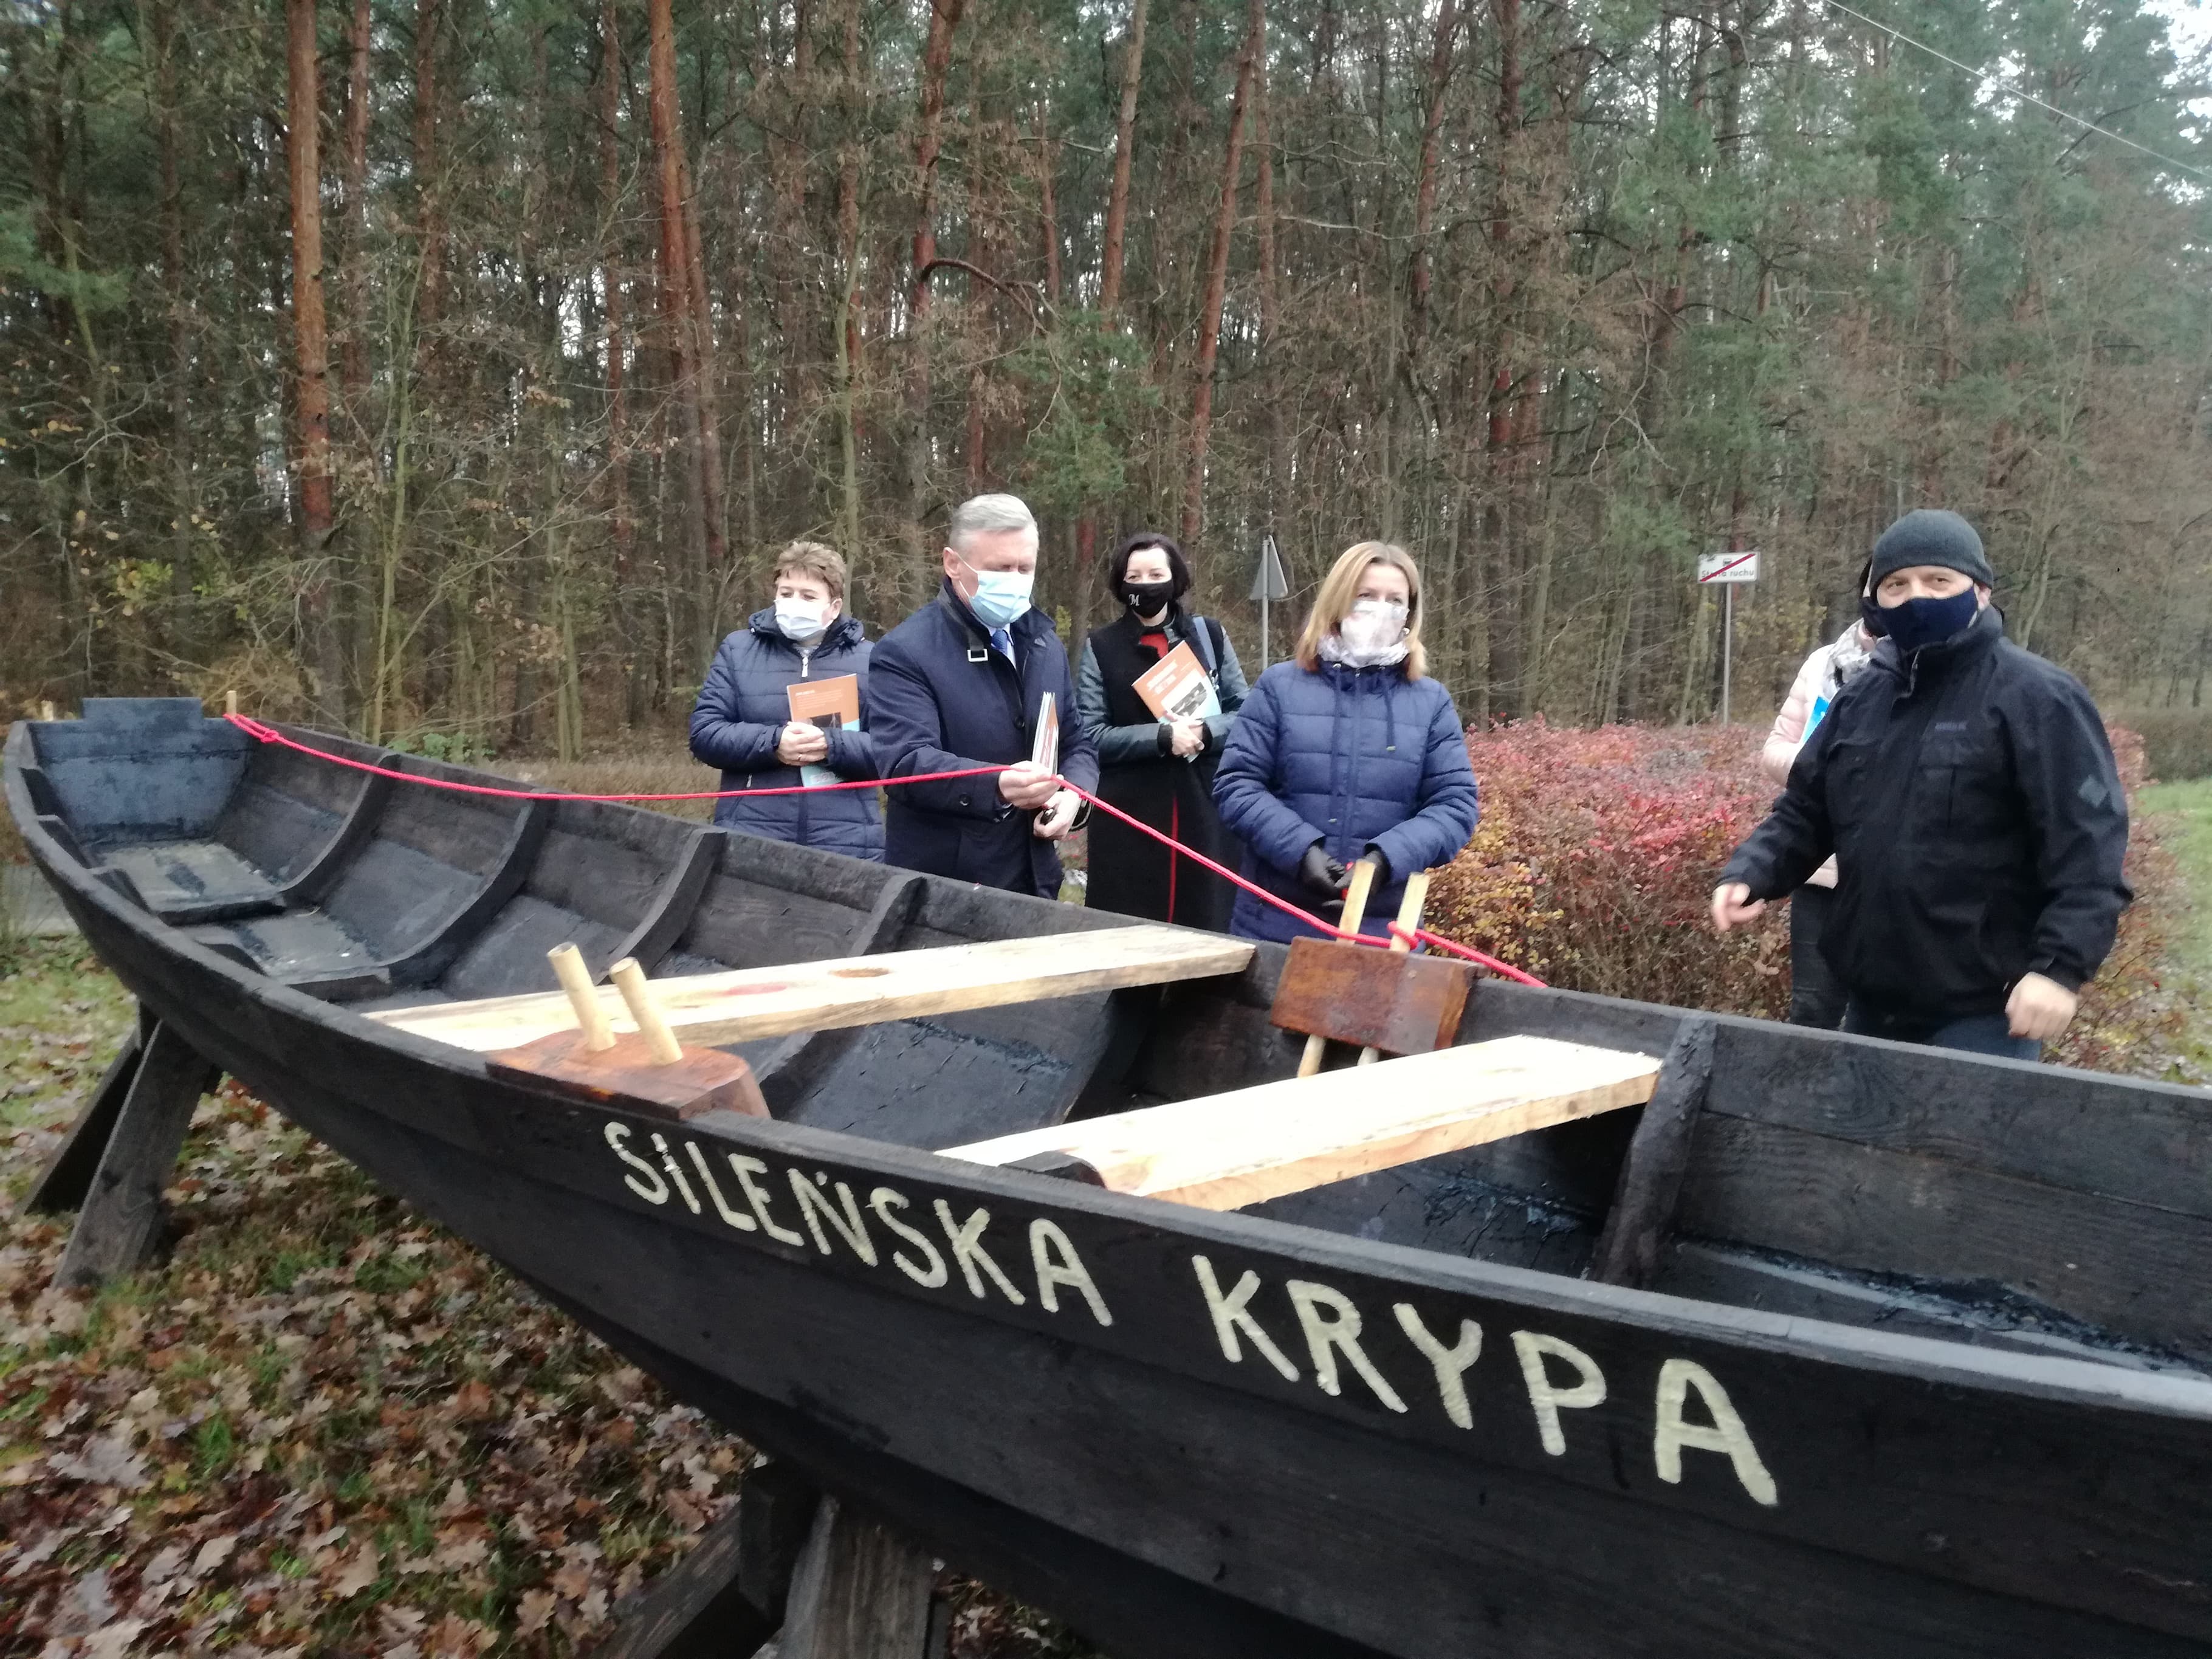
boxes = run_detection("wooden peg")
[38,700,56,721]
[1360,869,1432,1066]
[223,688,239,716]
[609,957,684,1065]
[1297,858,1379,1079]
[548,943,616,1053]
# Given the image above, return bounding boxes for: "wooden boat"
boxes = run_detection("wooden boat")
[8,697,2211,1658]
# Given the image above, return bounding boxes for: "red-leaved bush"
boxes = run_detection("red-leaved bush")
[1428,719,2186,1079]
[1427,721,1791,1018]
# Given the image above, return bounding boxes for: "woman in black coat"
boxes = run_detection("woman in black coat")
[1075,532,1249,928]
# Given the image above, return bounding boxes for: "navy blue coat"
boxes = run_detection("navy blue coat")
[870,580,1101,898]
[688,610,882,861]
[1211,659,1480,943]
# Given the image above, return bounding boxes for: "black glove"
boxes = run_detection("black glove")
[1362,845,1392,888]
[1299,843,1350,913]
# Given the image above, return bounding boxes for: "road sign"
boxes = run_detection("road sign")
[1697,551,1760,584]
[1694,551,1759,724]
[1252,534,1290,666]
[1251,534,1290,602]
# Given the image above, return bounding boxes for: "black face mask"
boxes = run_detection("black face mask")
[1123,580,1175,617]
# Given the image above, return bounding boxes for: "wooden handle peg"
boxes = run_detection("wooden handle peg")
[1359,869,1432,1066]
[608,957,684,1065]
[224,688,239,716]
[548,943,616,1053]
[1299,858,1383,1079]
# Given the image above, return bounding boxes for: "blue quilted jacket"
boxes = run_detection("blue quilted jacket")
[1211,659,1479,942]
[688,610,882,861]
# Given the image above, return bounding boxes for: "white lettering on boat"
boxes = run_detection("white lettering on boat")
[603,1122,668,1204]
[1286,1280,1407,1413]
[1030,1218,1113,1327]
[727,1153,806,1246]
[650,1133,702,1215]
[1513,1331,1607,1456]
[596,1132,1775,1508]
[871,1187,949,1288]
[1191,1255,1300,1381]
[684,1141,758,1231]
[788,1169,878,1266]
[934,1201,1028,1305]
[1655,1358,1778,1506]
[1392,1305,1482,1429]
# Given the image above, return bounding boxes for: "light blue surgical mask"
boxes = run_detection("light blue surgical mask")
[774,599,829,642]
[957,556,1034,628]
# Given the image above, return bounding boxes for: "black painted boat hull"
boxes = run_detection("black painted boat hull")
[10,701,2212,1657]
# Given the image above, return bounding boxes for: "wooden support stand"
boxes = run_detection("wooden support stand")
[27,1005,154,1214]
[55,1019,224,1288]
[1297,860,1377,1079]
[595,1462,946,1659]
[485,947,769,1121]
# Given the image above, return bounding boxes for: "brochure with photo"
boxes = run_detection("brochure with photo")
[787,674,861,789]
[1134,641,1222,723]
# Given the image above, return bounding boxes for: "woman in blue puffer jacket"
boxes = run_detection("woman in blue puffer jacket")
[1212,541,1478,942]
[689,540,882,860]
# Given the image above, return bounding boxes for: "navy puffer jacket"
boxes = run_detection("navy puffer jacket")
[1211,659,1479,942]
[688,610,882,861]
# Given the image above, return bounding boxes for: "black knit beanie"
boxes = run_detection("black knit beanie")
[1869,509,1993,587]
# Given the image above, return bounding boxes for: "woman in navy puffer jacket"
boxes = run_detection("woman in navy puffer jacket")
[1212,541,1478,942]
[689,541,882,861]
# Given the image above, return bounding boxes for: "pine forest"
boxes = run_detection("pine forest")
[5,0,2211,754]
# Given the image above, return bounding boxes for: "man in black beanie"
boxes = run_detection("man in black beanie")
[1710,508,2131,1059]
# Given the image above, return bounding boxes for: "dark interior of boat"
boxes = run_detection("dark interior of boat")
[16,698,2209,1380]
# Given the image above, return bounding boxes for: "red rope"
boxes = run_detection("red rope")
[223,712,1545,986]
[226,714,1000,801]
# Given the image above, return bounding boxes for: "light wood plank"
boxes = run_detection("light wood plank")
[941,1034,1662,1212]
[368,925,1254,1054]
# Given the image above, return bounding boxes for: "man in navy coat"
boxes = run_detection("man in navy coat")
[870,493,1100,898]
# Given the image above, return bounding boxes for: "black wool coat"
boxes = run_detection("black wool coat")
[1720,605,2132,1024]
[868,580,1100,899]
[1075,608,1245,930]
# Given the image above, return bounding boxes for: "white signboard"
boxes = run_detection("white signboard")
[1697,551,1759,584]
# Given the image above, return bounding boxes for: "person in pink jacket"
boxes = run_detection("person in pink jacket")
[1761,591,1877,1027]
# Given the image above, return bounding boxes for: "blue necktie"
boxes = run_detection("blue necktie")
[989,625,1015,667]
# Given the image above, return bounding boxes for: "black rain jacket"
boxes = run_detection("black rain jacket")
[1718,605,2131,1024]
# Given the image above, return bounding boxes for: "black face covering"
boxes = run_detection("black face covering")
[1122,579,1176,618]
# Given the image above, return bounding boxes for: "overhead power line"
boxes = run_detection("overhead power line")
[1823,0,2212,181]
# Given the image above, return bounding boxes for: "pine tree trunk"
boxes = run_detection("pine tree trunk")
[1180,0,1262,542]
[1099,0,1148,315]
[600,0,634,579]
[646,0,727,592]
[1253,53,1288,547]
[412,0,444,359]
[287,0,345,721]
[902,0,966,583]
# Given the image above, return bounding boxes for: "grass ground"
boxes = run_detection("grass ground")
[2137,778,2212,1076]
[0,938,1090,1657]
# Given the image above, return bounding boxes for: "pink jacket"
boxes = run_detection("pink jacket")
[1760,622,1875,888]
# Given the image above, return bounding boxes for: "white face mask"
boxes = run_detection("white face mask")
[1337,597,1409,661]
[775,598,830,642]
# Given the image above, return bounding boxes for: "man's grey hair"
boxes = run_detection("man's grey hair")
[947,493,1038,553]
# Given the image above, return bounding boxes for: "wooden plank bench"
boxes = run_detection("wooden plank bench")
[368,925,1255,1054]
[941,1034,1663,1211]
